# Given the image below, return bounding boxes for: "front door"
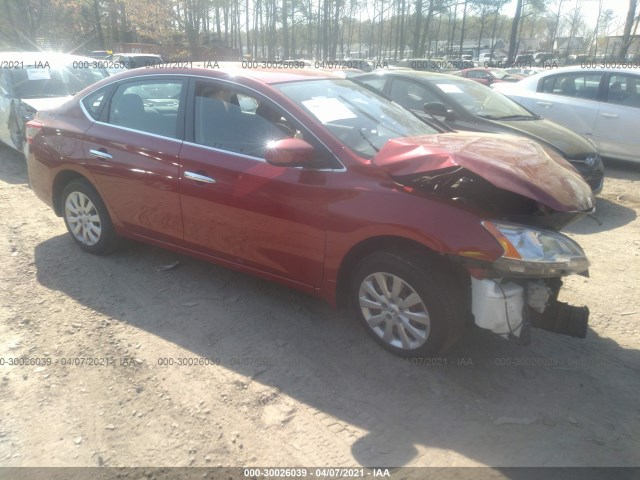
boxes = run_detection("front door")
[178,79,337,290]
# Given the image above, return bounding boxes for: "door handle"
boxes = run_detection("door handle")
[599,112,619,119]
[536,101,552,108]
[184,171,216,184]
[89,148,113,160]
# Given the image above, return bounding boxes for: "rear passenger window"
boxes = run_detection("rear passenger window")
[108,80,183,139]
[539,73,603,99]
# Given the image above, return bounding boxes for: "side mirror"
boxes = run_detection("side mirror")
[424,102,454,121]
[265,138,316,167]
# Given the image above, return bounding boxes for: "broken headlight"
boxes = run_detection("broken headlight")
[483,220,589,277]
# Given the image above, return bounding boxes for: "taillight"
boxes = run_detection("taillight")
[25,120,44,145]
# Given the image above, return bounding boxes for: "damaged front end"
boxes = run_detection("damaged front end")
[374,132,594,344]
[469,220,590,344]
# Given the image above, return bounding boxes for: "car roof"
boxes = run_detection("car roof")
[97,64,339,85]
[112,53,162,57]
[530,64,640,75]
[509,64,640,89]
[0,51,98,65]
[356,69,469,82]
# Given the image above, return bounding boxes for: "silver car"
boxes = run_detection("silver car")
[493,65,640,163]
[0,52,108,159]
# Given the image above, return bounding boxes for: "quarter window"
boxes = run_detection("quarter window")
[81,86,109,120]
[107,80,183,138]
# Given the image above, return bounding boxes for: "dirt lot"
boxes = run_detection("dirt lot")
[0,143,638,468]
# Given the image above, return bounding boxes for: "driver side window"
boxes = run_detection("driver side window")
[193,80,298,158]
[193,80,339,168]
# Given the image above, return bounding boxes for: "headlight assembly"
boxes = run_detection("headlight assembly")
[483,220,589,277]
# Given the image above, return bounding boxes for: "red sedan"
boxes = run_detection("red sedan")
[26,66,593,356]
[455,67,525,86]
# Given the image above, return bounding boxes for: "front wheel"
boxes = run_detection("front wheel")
[61,179,118,254]
[351,251,466,357]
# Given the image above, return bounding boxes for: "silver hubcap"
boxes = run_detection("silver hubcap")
[359,272,431,350]
[65,192,102,246]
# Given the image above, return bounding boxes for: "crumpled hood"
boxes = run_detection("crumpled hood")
[20,96,72,112]
[373,132,594,212]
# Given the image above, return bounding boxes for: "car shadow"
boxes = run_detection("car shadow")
[0,144,28,185]
[33,234,640,467]
[564,195,637,235]
[601,157,640,181]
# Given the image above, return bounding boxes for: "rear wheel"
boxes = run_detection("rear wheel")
[351,251,466,357]
[61,179,118,254]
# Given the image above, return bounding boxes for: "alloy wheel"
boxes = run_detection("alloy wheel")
[64,191,102,246]
[358,272,431,350]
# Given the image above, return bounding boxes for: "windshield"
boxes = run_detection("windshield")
[275,79,437,158]
[9,64,108,98]
[432,77,535,120]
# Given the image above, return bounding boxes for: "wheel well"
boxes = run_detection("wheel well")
[52,171,88,216]
[335,236,470,309]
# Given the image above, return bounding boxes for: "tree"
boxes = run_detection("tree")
[506,0,522,63]
[619,0,638,59]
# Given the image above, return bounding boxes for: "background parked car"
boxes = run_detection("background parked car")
[454,68,524,86]
[86,50,111,59]
[505,67,545,76]
[0,51,108,160]
[396,58,456,72]
[355,70,604,193]
[533,52,556,66]
[106,53,163,75]
[514,54,535,65]
[26,67,593,357]
[478,53,495,63]
[493,65,640,163]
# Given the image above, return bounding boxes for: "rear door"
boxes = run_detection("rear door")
[530,71,604,139]
[592,72,640,160]
[82,76,186,243]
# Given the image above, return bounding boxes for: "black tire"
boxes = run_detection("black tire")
[61,179,118,254]
[351,251,467,357]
